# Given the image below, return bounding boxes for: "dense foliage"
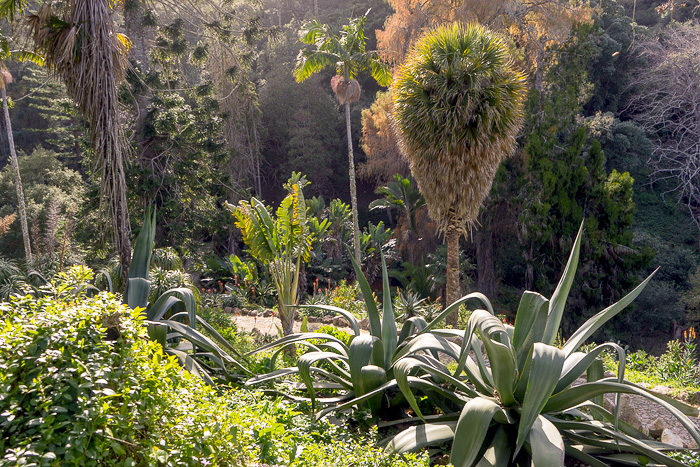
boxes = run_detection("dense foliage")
[0,270,429,467]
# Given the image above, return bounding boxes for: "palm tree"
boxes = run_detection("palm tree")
[23,0,133,282]
[392,23,526,325]
[0,33,43,265]
[369,174,425,264]
[293,11,391,264]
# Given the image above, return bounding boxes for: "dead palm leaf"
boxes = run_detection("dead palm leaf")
[26,0,132,279]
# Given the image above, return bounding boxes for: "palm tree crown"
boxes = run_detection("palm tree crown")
[392,22,526,231]
[293,12,391,87]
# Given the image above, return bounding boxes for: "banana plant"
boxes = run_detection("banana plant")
[386,223,700,466]
[245,250,483,419]
[226,173,312,337]
[126,208,249,385]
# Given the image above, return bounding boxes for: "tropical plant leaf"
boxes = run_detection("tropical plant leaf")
[515,343,565,455]
[349,251,381,338]
[526,415,565,467]
[380,253,398,370]
[386,422,457,454]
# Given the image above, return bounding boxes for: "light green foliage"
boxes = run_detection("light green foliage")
[0,279,429,467]
[228,174,312,335]
[388,225,700,466]
[314,325,353,347]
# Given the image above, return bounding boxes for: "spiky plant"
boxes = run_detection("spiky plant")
[23,0,132,282]
[294,10,391,264]
[392,23,526,323]
[387,224,700,466]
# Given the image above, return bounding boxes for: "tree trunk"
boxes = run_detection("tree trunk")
[475,224,496,298]
[445,217,461,326]
[1,81,32,264]
[344,68,362,265]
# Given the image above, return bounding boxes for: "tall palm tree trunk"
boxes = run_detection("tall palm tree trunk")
[445,216,461,326]
[1,80,32,264]
[344,68,362,264]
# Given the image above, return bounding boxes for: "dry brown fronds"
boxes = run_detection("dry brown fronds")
[26,0,132,272]
[1,70,12,85]
[331,75,361,104]
[0,213,16,237]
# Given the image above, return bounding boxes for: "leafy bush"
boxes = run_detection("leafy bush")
[313,325,353,346]
[0,276,430,467]
[655,336,700,387]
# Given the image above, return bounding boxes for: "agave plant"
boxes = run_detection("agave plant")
[245,252,481,419]
[125,208,249,385]
[386,224,700,466]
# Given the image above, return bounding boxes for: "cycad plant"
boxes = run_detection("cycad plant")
[387,224,700,466]
[227,173,312,337]
[392,23,526,323]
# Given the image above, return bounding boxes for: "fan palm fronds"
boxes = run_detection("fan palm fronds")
[392,23,526,233]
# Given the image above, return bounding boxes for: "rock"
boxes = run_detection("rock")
[618,395,645,432]
[604,370,616,378]
[661,429,685,448]
[307,316,320,323]
[332,316,347,327]
[434,454,451,465]
[263,309,274,317]
[691,391,700,406]
[322,316,334,324]
[572,377,587,387]
[358,318,370,331]
[102,311,121,341]
[651,385,673,396]
[648,417,665,438]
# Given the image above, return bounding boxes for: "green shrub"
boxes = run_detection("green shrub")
[0,279,429,467]
[314,325,353,346]
[656,338,700,387]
